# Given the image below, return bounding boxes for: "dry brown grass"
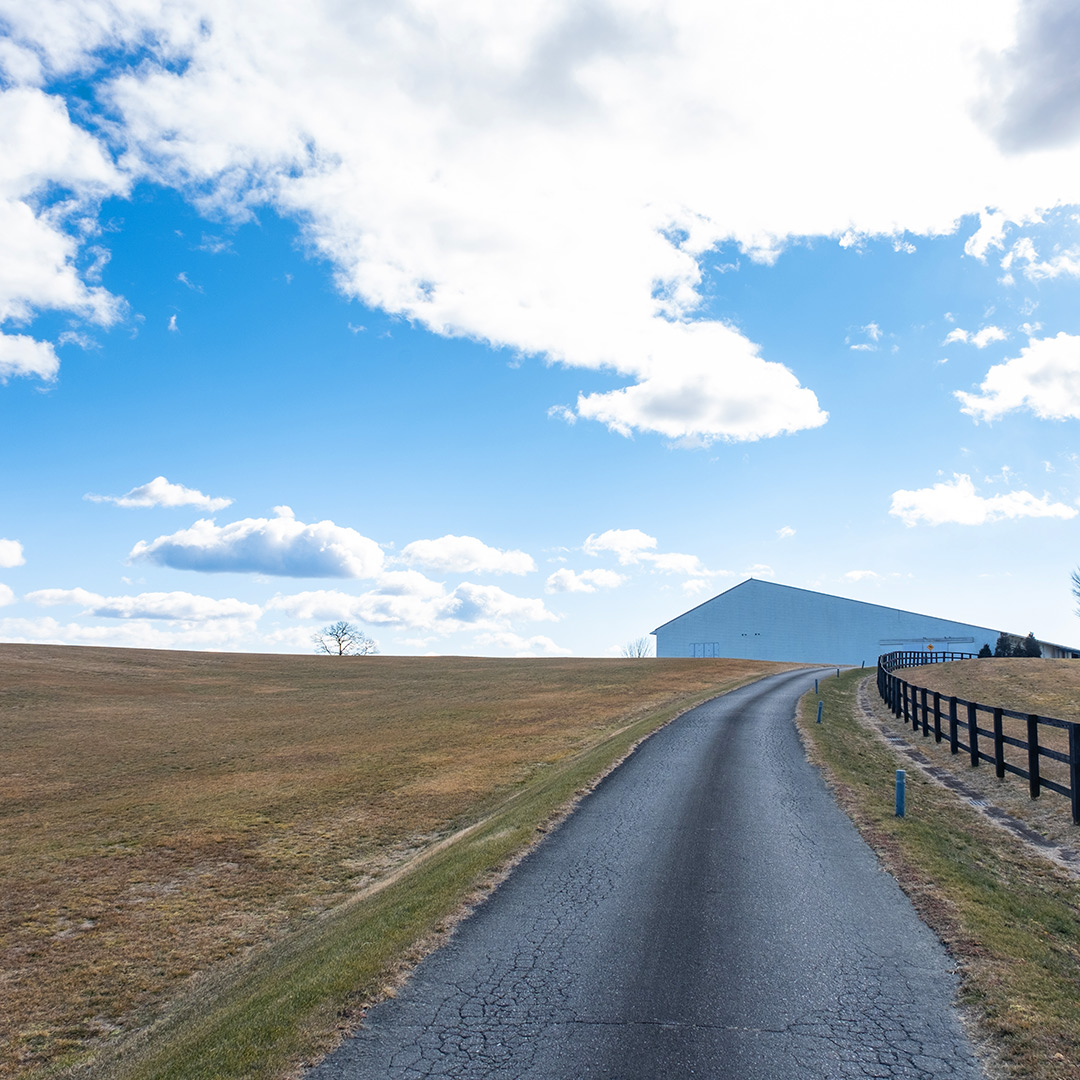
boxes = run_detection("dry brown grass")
[0,643,786,1077]
[879,658,1080,845]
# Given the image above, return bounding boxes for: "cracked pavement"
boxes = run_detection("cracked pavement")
[307,668,988,1079]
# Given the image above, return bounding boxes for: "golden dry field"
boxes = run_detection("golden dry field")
[0,644,787,1077]
[876,658,1080,844]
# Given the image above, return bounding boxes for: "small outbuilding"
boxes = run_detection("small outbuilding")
[652,578,1013,666]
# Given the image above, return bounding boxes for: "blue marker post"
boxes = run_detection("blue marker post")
[814,678,819,694]
[895,770,906,817]
[816,700,823,724]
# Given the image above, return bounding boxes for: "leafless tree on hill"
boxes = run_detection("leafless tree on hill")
[620,636,653,658]
[313,620,379,656]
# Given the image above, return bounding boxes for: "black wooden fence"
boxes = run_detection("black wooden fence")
[876,651,1080,825]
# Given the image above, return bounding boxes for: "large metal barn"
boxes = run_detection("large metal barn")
[651,578,1012,666]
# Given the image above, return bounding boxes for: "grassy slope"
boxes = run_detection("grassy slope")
[799,669,1080,1080]
[1,644,787,1079]
[880,658,1080,846]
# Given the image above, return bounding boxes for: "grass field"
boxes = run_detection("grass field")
[0,644,788,1078]
[879,658,1080,844]
[800,669,1080,1080]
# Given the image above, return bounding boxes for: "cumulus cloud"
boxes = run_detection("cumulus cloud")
[942,325,1007,348]
[744,563,775,577]
[0,583,14,606]
[682,578,712,595]
[999,236,1080,281]
[0,85,125,379]
[25,587,261,621]
[776,526,796,539]
[955,332,1080,421]
[399,534,535,575]
[979,0,1080,153]
[472,631,572,657]
[844,570,881,581]
[130,505,385,578]
[0,332,59,381]
[85,475,233,511]
[7,0,1060,440]
[545,567,625,593]
[963,209,1009,260]
[0,614,257,650]
[268,575,555,633]
[0,537,25,568]
[583,529,658,564]
[889,472,1078,526]
[583,527,720,579]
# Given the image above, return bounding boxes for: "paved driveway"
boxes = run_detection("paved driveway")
[308,668,987,1079]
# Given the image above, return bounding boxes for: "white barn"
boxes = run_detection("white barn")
[651,578,1054,666]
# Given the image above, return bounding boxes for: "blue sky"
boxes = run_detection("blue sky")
[4,0,1080,656]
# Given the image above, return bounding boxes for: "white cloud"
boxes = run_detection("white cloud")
[26,587,261,621]
[889,472,1078,526]
[0,537,25,567]
[582,527,720,579]
[472,631,572,657]
[583,528,658,564]
[545,567,625,593]
[644,551,711,575]
[0,86,125,379]
[943,325,1007,348]
[682,578,712,595]
[743,563,775,577]
[0,614,257,650]
[130,505,385,578]
[0,583,14,606]
[267,575,555,633]
[443,582,556,626]
[0,332,59,381]
[399,534,535,575]
[85,475,233,511]
[12,2,1080,435]
[955,332,1080,421]
[963,209,1008,260]
[863,322,883,341]
[776,526,796,539]
[1000,236,1080,281]
[844,570,881,581]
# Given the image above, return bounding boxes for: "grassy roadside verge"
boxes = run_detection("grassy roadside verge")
[86,678,754,1080]
[797,670,1080,1080]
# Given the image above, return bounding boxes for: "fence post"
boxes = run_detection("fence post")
[949,696,958,755]
[933,691,942,743]
[1070,725,1080,826]
[969,702,979,766]
[1027,715,1041,799]
[993,707,1005,779]
[921,687,929,737]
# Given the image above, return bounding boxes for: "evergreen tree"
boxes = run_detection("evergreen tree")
[977,643,992,658]
[993,633,1014,658]
[1020,632,1041,658]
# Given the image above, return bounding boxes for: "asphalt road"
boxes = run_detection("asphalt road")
[308,668,987,1079]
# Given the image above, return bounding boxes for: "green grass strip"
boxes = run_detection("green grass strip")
[799,670,1080,1080]
[88,680,746,1080]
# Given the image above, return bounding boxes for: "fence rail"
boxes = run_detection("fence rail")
[876,651,1080,825]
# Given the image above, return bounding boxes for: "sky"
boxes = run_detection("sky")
[3,0,1080,658]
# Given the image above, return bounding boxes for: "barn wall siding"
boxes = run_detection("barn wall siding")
[652,579,1002,666]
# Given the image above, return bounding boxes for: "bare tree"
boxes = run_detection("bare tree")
[620,636,653,658]
[1072,568,1080,616]
[313,620,378,656]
